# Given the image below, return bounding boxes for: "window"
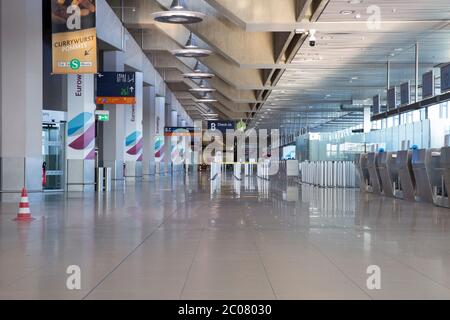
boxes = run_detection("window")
[428,103,440,120]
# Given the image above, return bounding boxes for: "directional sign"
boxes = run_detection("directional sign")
[207,121,235,134]
[164,127,200,137]
[95,110,110,122]
[96,72,136,105]
[97,114,110,122]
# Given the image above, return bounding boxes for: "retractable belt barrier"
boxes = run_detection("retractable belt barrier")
[299,161,358,188]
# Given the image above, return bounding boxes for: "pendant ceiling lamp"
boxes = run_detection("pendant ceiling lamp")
[152,0,205,24]
[195,92,217,103]
[171,33,212,58]
[183,61,215,79]
[189,80,216,93]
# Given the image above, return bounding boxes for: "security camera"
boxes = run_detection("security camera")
[309,29,317,47]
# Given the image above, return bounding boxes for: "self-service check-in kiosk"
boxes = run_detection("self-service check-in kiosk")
[438,147,450,208]
[393,150,416,201]
[356,153,370,192]
[412,148,440,203]
[428,149,446,207]
[366,152,382,194]
[377,152,396,197]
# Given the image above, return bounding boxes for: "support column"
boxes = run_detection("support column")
[101,51,126,181]
[124,72,143,179]
[0,0,43,200]
[363,107,371,134]
[142,85,156,179]
[164,98,172,175]
[66,74,96,192]
[170,110,180,173]
[155,96,166,175]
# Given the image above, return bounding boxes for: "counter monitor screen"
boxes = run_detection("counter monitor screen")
[422,71,434,99]
[441,64,450,93]
[400,82,410,106]
[372,94,380,114]
[387,87,397,110]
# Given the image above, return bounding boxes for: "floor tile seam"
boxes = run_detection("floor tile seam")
[249,224,279,300]
[305,239,374,300]
[178,217,207,300]
[358,229,450,293]
[81,205,182,300]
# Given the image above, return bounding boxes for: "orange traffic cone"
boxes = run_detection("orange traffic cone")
[14,188,35,222]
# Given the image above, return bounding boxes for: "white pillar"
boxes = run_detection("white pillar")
[143,85,156,179]
[124,72,143,179]
[364,107,371,133]
[66,74,96,192]
[154,96,165,174]
[101,51,126,181]
[0,0,43,200]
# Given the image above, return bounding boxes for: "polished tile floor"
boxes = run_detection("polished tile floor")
[1,171,450,300]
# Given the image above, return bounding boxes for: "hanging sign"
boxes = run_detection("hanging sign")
[164,127,199,137]
[96,72,137,105]
[51,0,97,74]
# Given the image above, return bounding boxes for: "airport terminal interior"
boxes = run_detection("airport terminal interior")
[0,0,450,301]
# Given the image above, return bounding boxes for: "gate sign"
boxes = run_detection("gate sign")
[51,0,97,74]
[95,72,137,105]
[207,121,235,134]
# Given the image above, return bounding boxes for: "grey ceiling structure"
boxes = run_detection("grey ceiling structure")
[108,0,450,133]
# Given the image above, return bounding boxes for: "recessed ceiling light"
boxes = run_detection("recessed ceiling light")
[340,10,355,15]
[152,0,205,24]
[348,0,363,4]
[394,48,403,51]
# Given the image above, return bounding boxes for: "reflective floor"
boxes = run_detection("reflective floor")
[1,171,450,300]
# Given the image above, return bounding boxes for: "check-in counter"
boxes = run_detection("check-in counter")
[412,148,439,203]
[376,152,395,197]
[422,148,448,208]
[366,152,382,194]
[438,147,450,208]
[394,150,416,201]
[356,153,370,192]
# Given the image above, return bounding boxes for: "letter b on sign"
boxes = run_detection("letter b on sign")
[366,265,381,290]
[66,265,81,290]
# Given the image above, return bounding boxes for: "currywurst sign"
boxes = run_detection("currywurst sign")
[51,0,97,74]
